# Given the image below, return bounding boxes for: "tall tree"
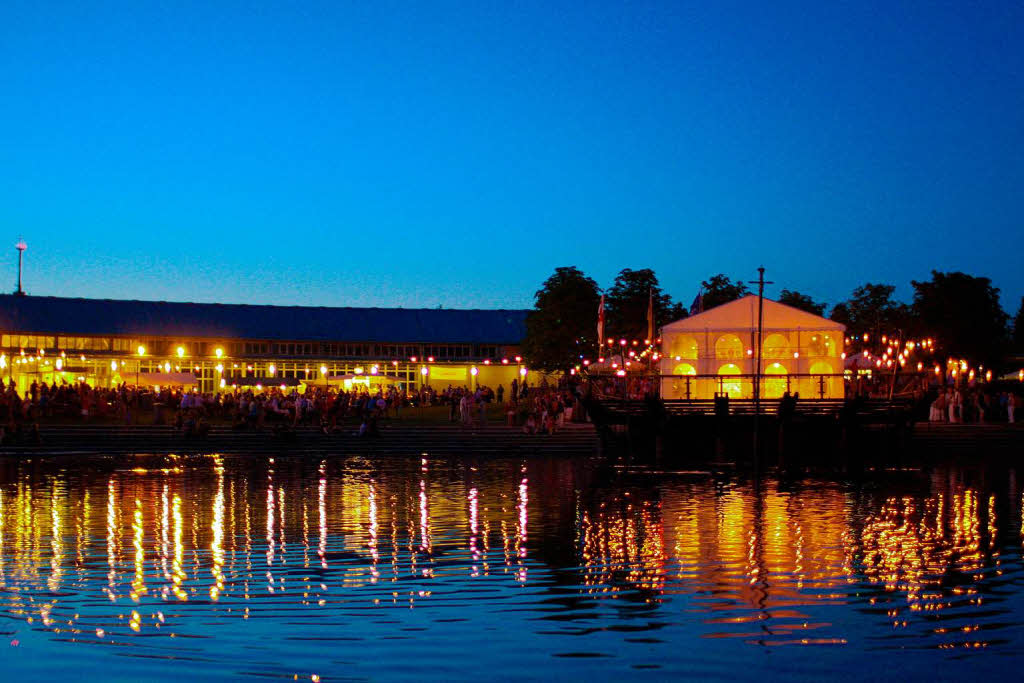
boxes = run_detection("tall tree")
[604,268,677,341]
[1014,297,1024,350]
[777,289,827,316]
[700,274,749,311]
[521,267,601,372]
[830,282,911,335]
[911,271,1009,365]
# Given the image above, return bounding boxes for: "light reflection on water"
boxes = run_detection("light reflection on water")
[2,455,1024,680]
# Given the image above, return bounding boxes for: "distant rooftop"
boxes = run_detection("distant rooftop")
[0,294,528,344]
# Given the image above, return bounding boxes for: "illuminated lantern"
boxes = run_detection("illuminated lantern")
[177,346,185,358]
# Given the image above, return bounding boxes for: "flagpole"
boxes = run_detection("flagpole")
[748,267,773,466]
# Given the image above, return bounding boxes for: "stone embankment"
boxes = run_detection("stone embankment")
[0,422,600,457]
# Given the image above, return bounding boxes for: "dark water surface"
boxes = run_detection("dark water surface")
[2,453,1024,681]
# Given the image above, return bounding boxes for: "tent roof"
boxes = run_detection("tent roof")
[662,295,844,334]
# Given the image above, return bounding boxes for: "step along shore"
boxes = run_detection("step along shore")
[0,422,600,457]
[908,423,1024,454]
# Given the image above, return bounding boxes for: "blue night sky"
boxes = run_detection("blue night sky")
[3,1,1023,313]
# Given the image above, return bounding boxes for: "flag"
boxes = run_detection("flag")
[646,288,654,342]
[597,295,605,348]
[689,291,704,316]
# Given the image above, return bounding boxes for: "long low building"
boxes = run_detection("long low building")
[0,294,530,393]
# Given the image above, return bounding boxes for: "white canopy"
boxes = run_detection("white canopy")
[659,295,846,399]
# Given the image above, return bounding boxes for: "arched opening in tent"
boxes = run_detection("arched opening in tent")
[669,362,698,399]
[762,333,790,359]
[764,362,788,398]
[808,333,838,357]
[715,334,744,361]
[718,363,744,398]
[673,363,696,376]
[670,335,699,360]
[809,361,832,375]
[808,361,835,398]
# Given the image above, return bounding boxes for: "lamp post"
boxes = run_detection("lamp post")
[420,365,429,420]
[14,239,26,296]
[136,345,145,387]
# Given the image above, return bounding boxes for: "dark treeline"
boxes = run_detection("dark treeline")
[522,267,1023,373]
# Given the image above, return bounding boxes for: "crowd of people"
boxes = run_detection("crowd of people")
[0,370,1019,446]
[927,386,1018,424]
[0,373,594,445]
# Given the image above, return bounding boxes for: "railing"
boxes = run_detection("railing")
[592,395,913,419]
[657,372,846,400]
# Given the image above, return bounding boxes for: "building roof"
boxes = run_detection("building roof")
[662,295,844,333]
[0,295,528,344]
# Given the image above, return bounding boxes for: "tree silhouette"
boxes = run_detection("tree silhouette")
[777,289,826,316]
[521,267,601,372]
[700,274,749,311]
[829,283,911,335]
[911,271,1009,366]
[1014,297,1024,350]
[605,268,677,341]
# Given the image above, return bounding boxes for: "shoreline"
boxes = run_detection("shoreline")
[0,421,601,457]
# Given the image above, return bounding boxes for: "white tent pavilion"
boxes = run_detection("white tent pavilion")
[659,295,846,400]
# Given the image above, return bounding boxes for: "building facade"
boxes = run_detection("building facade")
[0,295,530,394]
